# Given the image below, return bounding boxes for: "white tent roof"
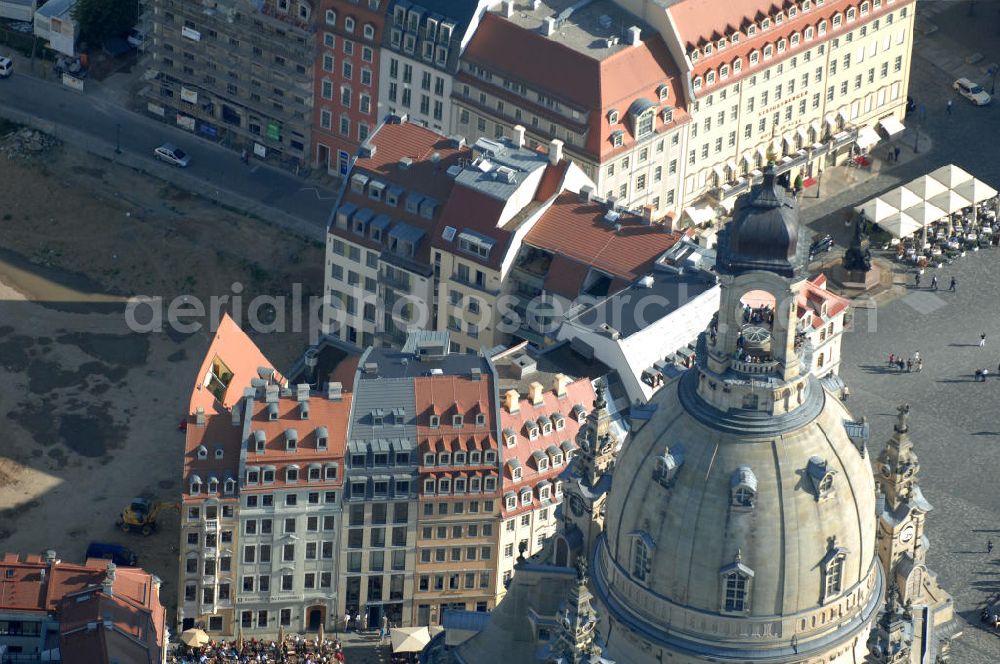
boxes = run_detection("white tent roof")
[928,190,970,214]
[856,125,880,149]
[879,211,922,238]
[905,175,947,201]
[878,115,906,137]
[857,197,898,224]
[904,201,947,226]
[954,178,998,204]
[391,626,432,653]
[929,164,973,189]
[880,186,921,211]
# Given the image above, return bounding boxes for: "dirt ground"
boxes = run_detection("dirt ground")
[0,128,323,623]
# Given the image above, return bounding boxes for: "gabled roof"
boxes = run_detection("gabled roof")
[525,191,687,289]
[430,185,510,271]
[797,274,850,323]
[187,313,282,416]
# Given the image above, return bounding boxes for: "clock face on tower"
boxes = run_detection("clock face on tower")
[570,494,585,517]
[900,524,915,543]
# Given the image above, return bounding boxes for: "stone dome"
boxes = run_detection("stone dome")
[592,371,883,662]
[716,166,804,278]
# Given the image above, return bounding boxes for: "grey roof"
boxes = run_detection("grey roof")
[388,0,482,38]
[454,138,550,201]
[563,271,717,338]
[387,221,425,244]
[362,345,486,380]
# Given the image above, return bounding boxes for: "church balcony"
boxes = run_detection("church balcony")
[731,358,779,375]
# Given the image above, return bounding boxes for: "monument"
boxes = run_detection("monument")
[832,213,882,290]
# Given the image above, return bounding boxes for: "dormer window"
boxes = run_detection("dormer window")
[747,25,756,36]
[453,414,464,428]
[316,428,328,450]
[690,49,699,62]
[761,18,770,29]
[424,452,435,466]
[717,39,725,50]
[730,466,757,510]
[704,43,712,55]
[475,413,486,426]
[484,450,496,464]
[190,475,202,495]
[749,50,759,65]
[285,429,298,452]
[832,14,842,28]
[720,65,729,79]
[286,466,299,482]
[438,478,451,493]
[821,540,849,602]
[254,430,266,453]
[224,478,236,494]
[470,451,482,465]
[424,479,436,494]
[429,414,440,428]
[439,452,451,466]
[512,467,522,481]
[610,130,624,147]
[693,77,703,90]
[504,429,516,447]
[629,532,653,582]
[819,19,827,35]
[520,489,532,505]
[197,445,208,460]
[262,468,275,483]
[807,456,837,501]
[654,445,684,489]
[246,468,260,484]
[777,38,786,53]
[657,84,669,101]
[763,44,773,59]
[720,554,754,614]
[484,476,497,492]
[541,421,552,435]
[805,26,814,40]
[325,9,336,25]
[505,493,516,510]
[526,423,539,440]
[706,71,716,84]
[572,404,587,424]
[208,477,218,493]
[607,109,619,124]
[846,7,856,21]
[791,32,800,46]
[733,59,742,73]
[214,446,224,460]
[539,484,550,500]
[553,414,565,431]
[454,452,466,465]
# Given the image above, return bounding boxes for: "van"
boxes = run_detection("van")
[0,57,12,79]
[85,542,138,567]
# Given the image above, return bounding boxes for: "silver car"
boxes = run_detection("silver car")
[154,143,190,167]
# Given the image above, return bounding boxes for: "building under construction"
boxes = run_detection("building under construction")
[140,0,314,169]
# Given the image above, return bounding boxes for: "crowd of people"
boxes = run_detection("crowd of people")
[886,352,923,373]
[169,636,347,664]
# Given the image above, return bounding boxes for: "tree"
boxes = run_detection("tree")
[72,0,138,47]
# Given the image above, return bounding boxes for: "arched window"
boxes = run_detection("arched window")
[846,7,856,21]
[805,26,814,40]
[720,556,754,613]
[819,19,828,34]
[749,51,759,65]
[325,9,336,25]
[730,466,757,510]
[632,538,649,581]
[821,539,849,602]
[763,44,773,59]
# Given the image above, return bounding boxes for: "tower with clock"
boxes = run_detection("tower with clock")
[871,404,957,662]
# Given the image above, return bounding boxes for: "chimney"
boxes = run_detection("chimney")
[528,381,544,406]
[553,373,570,397]
[327,381,343,401]
[579,185,594,203]
[102,562,116,597]
[512,124,526,148]
[642,204,655,223]
[543,16,556,36]
[503,0,514,17]
[194,407,205,426]
[628,25,641,46]
[548,138,563,165]
[231,402,242,426]
[296,383,310,402]
[504,389,520,414]
[44,550,57,564]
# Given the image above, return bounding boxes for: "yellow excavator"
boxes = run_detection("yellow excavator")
[117,497,180,536]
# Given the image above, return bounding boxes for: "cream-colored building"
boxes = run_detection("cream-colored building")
[617,0,916,220]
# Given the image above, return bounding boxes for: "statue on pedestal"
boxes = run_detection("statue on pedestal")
[843,213,873,272]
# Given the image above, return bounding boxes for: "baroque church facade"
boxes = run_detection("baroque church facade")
[434,166,957,664]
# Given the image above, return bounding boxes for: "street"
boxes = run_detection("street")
[0,69,338,236]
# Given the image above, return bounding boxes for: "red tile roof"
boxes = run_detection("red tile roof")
[797,274,850,325]
[242,394,353,490]
[183,409,243,493]
[669,0,909,97]
[525,191,686,288]
[429,185,511,271]
[188,313,283,416]
[498,377,595,518]
[462,14,688,161]
[355,122,470,202]
[0,554,165,663]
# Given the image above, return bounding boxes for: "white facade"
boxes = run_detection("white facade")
[496,500,560,592]
[33,0,77,56]
[379,53,453,132]
[0,0,36,22]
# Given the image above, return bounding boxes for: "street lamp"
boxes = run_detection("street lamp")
[115,124,122,154]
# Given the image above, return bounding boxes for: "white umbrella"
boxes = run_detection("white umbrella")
[929,163,973,189]
[391,626,431,653]
[878,210,922,239]
[904,201,947,227]
[880,186,921,212]
[954,178,998,205]
[905,175,947,201]
[179,628,210,648]
[857,197,898,224]
[929,190,970,214]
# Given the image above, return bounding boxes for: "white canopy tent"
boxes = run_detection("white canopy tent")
[880,186,921,212]
[929,164,973,189]
[905,201,947,244]
[391,626,432,653]
[905,175,947,201]
[954,178,998,205]
[857,197,898,224]
[878,115,906,137]
[928,189,970,214]
[879,210,922,239]
[856,125,881,150]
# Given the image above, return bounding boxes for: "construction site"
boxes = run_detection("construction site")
[0,122,322,621]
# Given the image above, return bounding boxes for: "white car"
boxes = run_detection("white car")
[127,28,146,49]
[0,56,12,79]
[953,78,991,106]
[154,143,190,167]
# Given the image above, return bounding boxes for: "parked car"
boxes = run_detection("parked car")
[127,28,146,49]
[85,542,138,567]
[154,143,190,167]
[953,78,991,106]
[0,56,12,79]
[809,234,834,259]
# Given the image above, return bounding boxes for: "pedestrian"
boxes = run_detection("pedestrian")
[931,275,938,290]
[914,273,921,288]
[981,332,987,348]
[917,358,923,372]
[889,353,895,367]
[898,358,905,372]
[841,385,850,401]
[946,99,953,115]
[975,369,982,382]
[241,148,249,164]
[355,612,361,633]
[984,367,990,380]
[989,539,994,554]
[949,276,956,291]
[362,613,368,632]
[894,146,901,162]
[906,359,913,372]
[344,611,350,631]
